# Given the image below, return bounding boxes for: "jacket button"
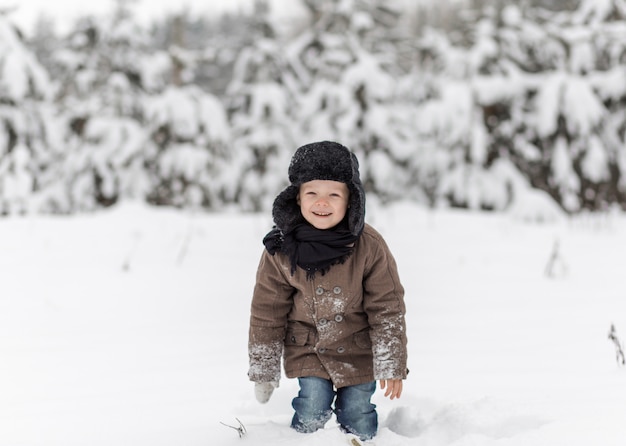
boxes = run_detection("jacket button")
[318,318,328,326]
[291,336,296,343]
[318,348,327,354]
[334,314,344,322]
[333,286,342,294]
[316,287,324,295]
[337,346,345,353]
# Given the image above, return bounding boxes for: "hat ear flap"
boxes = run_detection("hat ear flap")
[348,184,365,236]
[348,152,366,236]
[272,185,302,232]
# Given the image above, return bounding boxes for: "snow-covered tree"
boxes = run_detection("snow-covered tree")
[499,2,626,211]
[107,8,232,210]
[407,18,526,211]
[42,1,159,212]
[411,0,626,213]
[0,14,63,214]
[225,0,297,211]
[288,0,416,202]
[143,85,230,208]
[3,0,626,216]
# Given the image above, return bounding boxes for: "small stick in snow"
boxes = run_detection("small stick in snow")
[608,324,625,366]
[544,238,567,278]
[176,216,194,266]
[220,418,247,438]
[122,231,141,272]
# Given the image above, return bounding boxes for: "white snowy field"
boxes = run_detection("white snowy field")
[1,201,625,446]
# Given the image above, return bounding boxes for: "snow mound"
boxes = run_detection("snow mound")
[383,400,547,444]
[508,188,566,223]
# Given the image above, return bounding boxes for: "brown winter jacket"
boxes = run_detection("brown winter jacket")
[248,223,408,388]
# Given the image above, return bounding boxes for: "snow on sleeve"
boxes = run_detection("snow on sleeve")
[248,340,283,383]
[371,312,407,381]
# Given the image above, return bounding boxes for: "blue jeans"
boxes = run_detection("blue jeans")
[291,377,377,440]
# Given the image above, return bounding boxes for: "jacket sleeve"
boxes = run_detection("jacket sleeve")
[248,250,294,383]
[362,233,408,381]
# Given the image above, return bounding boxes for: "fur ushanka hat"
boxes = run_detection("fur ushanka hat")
[272,141,366,236]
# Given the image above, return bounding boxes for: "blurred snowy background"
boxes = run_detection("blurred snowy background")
[2,1,626,445]
[0,0,624,218]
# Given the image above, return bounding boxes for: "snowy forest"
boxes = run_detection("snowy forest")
[2,0,626,217]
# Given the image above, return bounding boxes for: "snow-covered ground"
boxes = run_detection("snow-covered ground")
[1,202,625,446]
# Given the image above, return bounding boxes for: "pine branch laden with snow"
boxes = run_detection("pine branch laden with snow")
[0,19,52,102]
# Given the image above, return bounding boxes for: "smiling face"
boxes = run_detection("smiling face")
[297,180,350,230]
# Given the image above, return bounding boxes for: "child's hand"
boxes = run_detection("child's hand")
[254,381,279,403]
[379,379,403,400]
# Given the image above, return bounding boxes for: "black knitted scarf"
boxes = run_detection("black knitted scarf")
[263,221,358,280]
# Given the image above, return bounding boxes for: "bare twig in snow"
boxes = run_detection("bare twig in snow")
[220,418,247,438]
[176,214,195,266]
[122,231,141,272]
[544,238,567,278]
[608,324,625,366]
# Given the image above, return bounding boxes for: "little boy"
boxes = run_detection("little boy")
[248,141,408,441]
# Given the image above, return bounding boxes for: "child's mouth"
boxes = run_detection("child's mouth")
[313,211,331,217]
